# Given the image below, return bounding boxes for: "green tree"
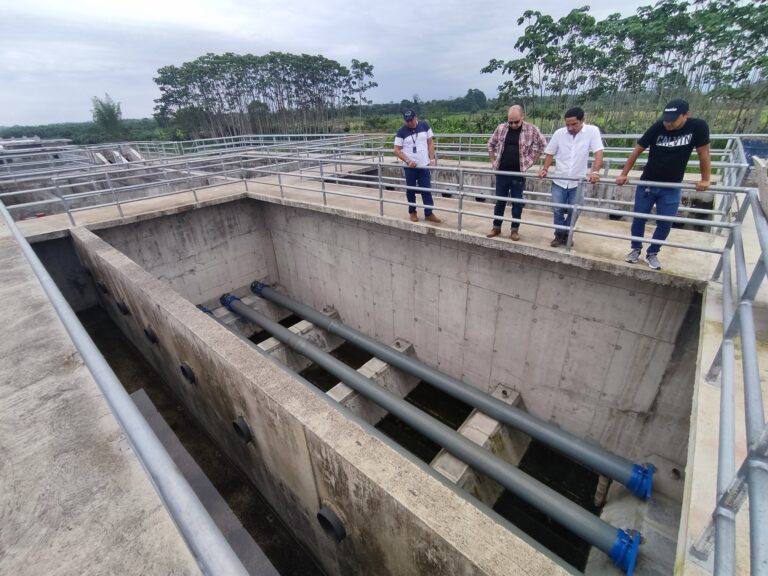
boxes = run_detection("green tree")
[482,0,768,132]
[349,59,378,129]
[91,93,123,140]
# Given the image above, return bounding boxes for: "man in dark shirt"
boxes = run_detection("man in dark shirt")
[486,105,547,241]
[616,99,711,269]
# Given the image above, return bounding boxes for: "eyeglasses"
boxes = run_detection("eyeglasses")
[508,120,523,126]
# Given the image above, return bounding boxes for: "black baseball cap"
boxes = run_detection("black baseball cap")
[662,99,689,122]
[403,110,416,121]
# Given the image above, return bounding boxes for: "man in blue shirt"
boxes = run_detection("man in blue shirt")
[394,110,442,223]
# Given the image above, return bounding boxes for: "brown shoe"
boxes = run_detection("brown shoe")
[510,230,520,241]
[409,212,419,222]
[486,228,501,238]
[550,235,564,247]
[425,214,442,223]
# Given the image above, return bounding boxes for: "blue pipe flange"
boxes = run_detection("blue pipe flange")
[610,529,641,576]
[220,293,240,309]
[197,304,212,315]
[627,463,655,500]
[250,282,270,296]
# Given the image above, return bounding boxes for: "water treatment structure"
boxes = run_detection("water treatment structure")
[1,132,766,576]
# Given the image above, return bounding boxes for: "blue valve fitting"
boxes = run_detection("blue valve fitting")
[610,529,641,576]
[197,304,212,315]
[627,463,655,500]
[220,293,240,309]
[250,281,270,296]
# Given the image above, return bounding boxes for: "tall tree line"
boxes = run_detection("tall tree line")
[482,0,768,132]
[154,52,376,138]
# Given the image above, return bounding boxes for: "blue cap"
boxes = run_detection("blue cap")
[403,110,416,121]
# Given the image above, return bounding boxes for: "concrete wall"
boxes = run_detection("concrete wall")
[95,198,278,306]
[264,204,698,470]
[32,236,99,312]
[71,226,569,576]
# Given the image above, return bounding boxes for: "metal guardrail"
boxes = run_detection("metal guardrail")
[2,133,766,574]
[691,188,768,575]
[0,199,249,576]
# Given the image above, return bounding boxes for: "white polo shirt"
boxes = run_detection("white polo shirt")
[394,121,434,167]
[544,124,604,189]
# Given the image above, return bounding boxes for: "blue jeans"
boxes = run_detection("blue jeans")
[492,175,525,229]
[551,183,578,237]
[404,168,434,216]
[630,185,681,254]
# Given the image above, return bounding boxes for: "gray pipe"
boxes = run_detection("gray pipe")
[221,294,640,574]
[251,282,653,500]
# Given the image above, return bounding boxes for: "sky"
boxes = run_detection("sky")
[0,0,652,126]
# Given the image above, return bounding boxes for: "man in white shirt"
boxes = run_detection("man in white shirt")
[393,110,442,223]
[538,107,604,247]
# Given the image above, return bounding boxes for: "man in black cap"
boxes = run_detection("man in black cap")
[394,110,442,223]
[616,99,710,270]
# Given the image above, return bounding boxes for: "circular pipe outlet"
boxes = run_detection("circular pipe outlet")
[180,362,196,385]
[116,301,130,316]
[96,281,109,295]
[232,416,253,444]
[317,507,346,542]
[144,326,159,345]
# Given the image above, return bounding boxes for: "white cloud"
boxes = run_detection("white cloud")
[0,0,652,125]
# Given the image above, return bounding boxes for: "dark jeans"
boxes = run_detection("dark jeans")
[404,167,434,216]
[630,185,681,254]
[492,175,525,230]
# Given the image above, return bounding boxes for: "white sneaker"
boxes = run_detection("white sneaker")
[625,249,641,263]
[645,253,661,270]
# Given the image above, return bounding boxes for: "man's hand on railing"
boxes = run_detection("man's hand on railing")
[615,174,629,186]
[696,179,711,192]
[537,168,548,179]
[588,172,600,184]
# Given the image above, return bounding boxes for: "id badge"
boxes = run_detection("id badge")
[412,146,417,153]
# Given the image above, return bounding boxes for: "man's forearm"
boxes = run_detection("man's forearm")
[699,146,711,181]
[592,150,604,173]
[620,146,643,176]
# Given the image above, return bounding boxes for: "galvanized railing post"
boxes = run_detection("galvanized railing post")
[565,181,585,251]
[733,223,768,575]
[105,171,124,218]
[457,169,465,231]
[240,158,248,192]
[320,162,327,206]
[53,178,76,226]
[377,163,384,217]
[715,247,736,574]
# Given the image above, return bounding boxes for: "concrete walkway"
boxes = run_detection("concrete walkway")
[17,169,723,287]
[0,218,199,575]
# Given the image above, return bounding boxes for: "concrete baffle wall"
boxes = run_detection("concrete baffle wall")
[71,225,571,576]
